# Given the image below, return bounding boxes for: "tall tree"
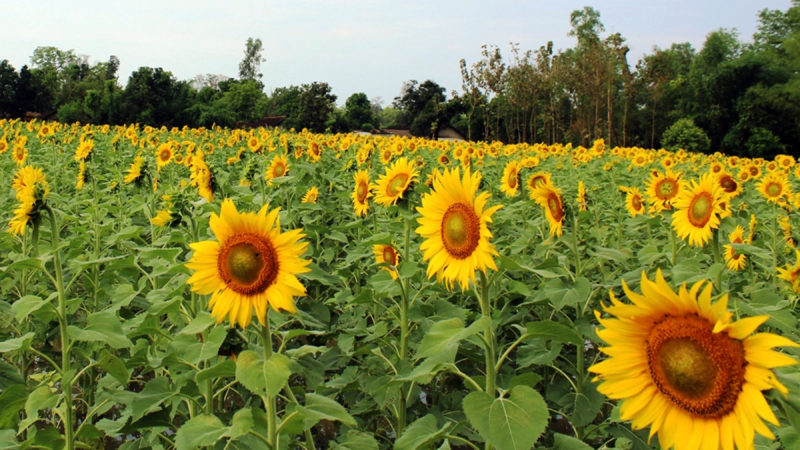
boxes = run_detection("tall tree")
[239,38,265,83]
[344,92,376,130]
[0,60,19,117]
[296,82,336,132]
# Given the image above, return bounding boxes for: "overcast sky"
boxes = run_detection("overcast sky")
[1,0,792,106]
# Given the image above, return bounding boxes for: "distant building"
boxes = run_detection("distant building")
[437,127,465,141]
[369,127,465,141]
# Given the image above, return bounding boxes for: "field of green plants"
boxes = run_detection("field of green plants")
[1,119,799,450]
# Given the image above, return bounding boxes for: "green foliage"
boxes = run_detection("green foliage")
[661,118,711,152]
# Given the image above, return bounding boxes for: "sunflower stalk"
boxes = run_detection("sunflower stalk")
[45,204,75,450]
[478,271,497,397]
[260,318,278,449]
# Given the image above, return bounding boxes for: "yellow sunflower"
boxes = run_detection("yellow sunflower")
[757,172,792,205]
[500,160,521,197]
[75,139,94,161]
[380,147,394,165]
[373,157,418,206]
[416,167,502,290]
[373,244,399,279]
[0,136,8,154]
[156,143,172,169]
[724,226,747,271]
[151,209,174,227]
[8,166,49,236]
[185,199,311,327]
[576,180,588,212]
[716,171,742,198]
[12,144,26,166]
[671,174,723,247]
[526,171,553,198]
[302,186,318,204]
[531,182,565,237]
[124,155,146,184]
[778,249,800,293]
[352,170,370,217]
[646,169,682,212]
[590,270,798,450]
[625,187,646,217]
[266,154,289,183]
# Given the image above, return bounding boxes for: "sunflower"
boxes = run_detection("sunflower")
[715,171,742,198]
[8,166,49,236]
[497,160,520,197]
[185,199,311,327]
[646,169,682,212]
[779,215,795,249]
[76,160,86,190]
[590,270,799,450]
[373,157,418,206]
[373,244,399,279]
[777,249,800,293]
[75,139,94,161]
[672,174,723,247]
[747,164,762,180]
[416,167,502,290]
[12,144,26,166]
[532,182,565,237]
[352,170,370,217]
[266,154,289,183]
[307,141,322,162]
[302,186,318,204]
[156,143,173,169]
[0,136,9,154]
[757,172,792,205]
[380,147,394,165]
[724,226,747,271]
[625,187,645,217]
[246,135,261,152]
[526,171,553,198]
[576,181,588,212]
[151,209,174,227]
[437,153,451,166]
[124,154,146,184]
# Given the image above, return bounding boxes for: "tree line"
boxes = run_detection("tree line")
[1,3,798,157]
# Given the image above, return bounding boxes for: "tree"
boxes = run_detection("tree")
[393,80,450,138]
[296,82,336,132]
[344,92,375,130]
[661,118,710,152]
[121,67,192,126]
[0,60,19,117]
[239,38,265,83]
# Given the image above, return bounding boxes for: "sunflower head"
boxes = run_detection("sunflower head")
[590,270,799,450]
[373,244,399,279]
[671,174,724,247]
[416,167,502,290]
[500,160,521,197]
[352,170,371,217]
[724,226,747,271]
[531,182,565,237]
[373,157,418,207]
[186,199,311,327]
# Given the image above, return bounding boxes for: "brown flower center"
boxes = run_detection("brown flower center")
[387,173,409,197]
[441,202,480,259]
[547,193,564,222]
[647,315,745,418]
[719,175,737,193]
[356,181,368,203]
[273,162,285,177]
[382,246,398,266]
[507,169,518,189]
[765,182,782,198]
[655,179,678,200]
[218,232,278,295]
[688,192,714,227]
[632,194,642,211]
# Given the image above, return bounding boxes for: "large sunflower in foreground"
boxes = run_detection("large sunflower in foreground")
[352,170,370,217]
[416,167,502,290]
[373,157,418,206]
[186,199,311,327]
[671,174,723,247]
[590,270,798,450]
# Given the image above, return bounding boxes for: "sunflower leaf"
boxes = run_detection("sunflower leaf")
[175,414,228,450]
[463,385,549,450]
[235,351,292,398]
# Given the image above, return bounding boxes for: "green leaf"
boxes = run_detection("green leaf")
[170,326,227,366]
[98,350,129,386]
[331,430,379,450]
[11,295,53,322]
[227,408,254,439]
[553,433,593,450]
[0,429,20,449]
[0,332,35,353]
[18,386,57,432]
[415,316,490,361]
[0,384,27,428]
[525,320,582,345]
[300,393,357,427]
[395,414,440,450]
[196,359,236,384]
[68,310,132,349]
[235,351,292,397]
[551,277,591,311]
[177,311,216,335]
[463,385,549,450]
[175,414,228,450]
[128,377,177,422]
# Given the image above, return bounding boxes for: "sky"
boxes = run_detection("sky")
[1,0,793,106]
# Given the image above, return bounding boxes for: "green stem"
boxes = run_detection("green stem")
[283,386,315,448]
[260,315,277,449]
[397,217,412,437]
[571,214,581,279]
[478,271,496,398]
[47,205,74,450]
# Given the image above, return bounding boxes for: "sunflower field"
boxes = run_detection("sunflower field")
[2,119,800,450]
